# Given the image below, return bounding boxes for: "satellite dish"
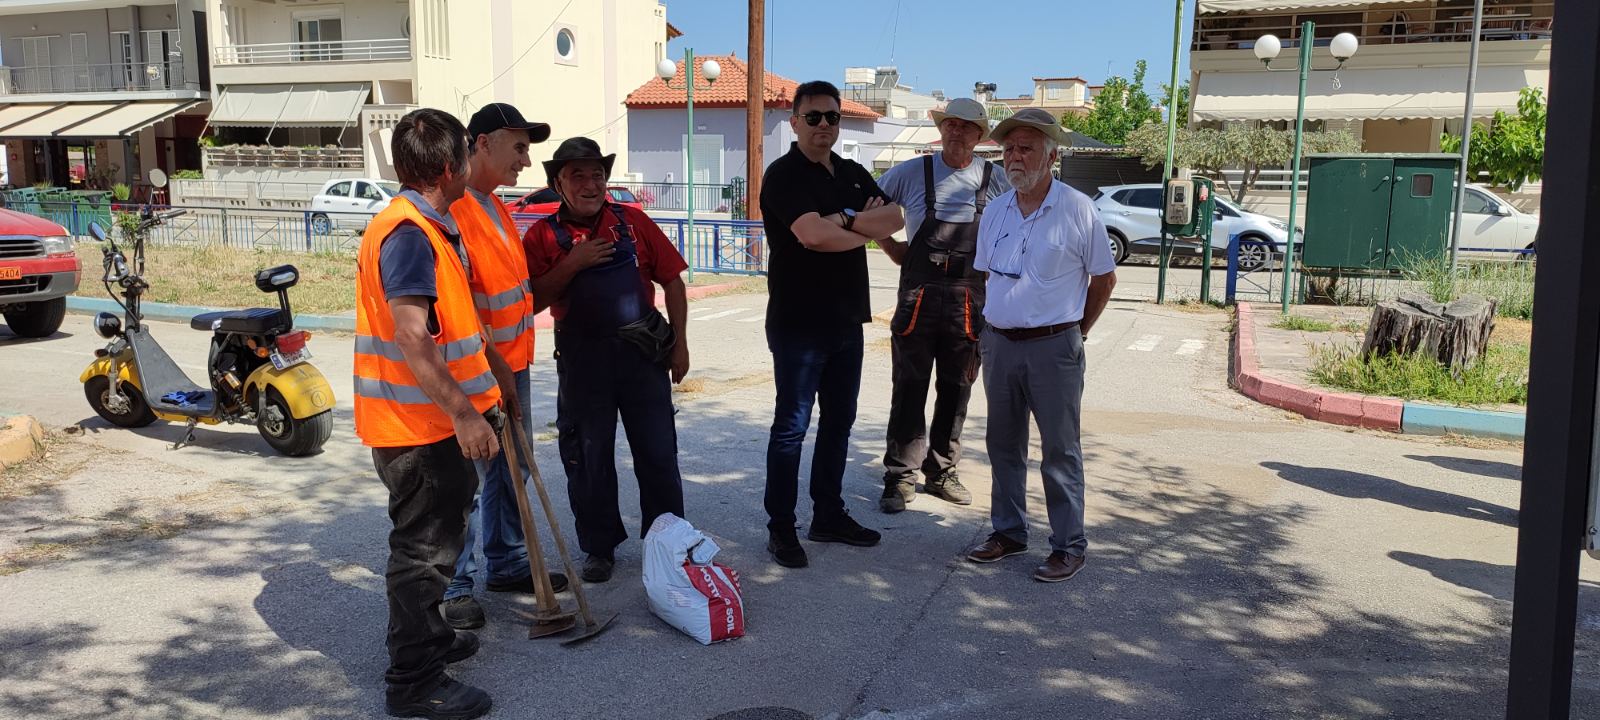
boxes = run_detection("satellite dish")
[149,169,169,188]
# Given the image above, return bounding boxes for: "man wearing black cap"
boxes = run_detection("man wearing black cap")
[522,136,690,584]
[440,103,569,630]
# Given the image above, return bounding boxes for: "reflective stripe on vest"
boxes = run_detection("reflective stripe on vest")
[353,197,501,448]
[454,191,536,369]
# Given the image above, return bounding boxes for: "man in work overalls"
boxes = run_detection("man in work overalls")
[875,98,1011,513]
[522,137,690,584]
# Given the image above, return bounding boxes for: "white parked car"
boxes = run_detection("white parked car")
[1092,183,1295,271]
[309,178,400,234]
[1457,184,1539,258]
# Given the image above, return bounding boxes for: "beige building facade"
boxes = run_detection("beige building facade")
[199,0,668,195]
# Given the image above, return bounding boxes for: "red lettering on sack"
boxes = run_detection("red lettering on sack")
[682,561,744,642]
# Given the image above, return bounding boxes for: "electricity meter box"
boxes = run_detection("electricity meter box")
[1302,154,1460,271]
[1161,176,1216,239]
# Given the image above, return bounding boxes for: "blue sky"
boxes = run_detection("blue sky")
[664,0,1196,100]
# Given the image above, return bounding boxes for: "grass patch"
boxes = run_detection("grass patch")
[1272,314,1337,332]
[1397,252,1536,320]
[1310,343,1529,407]
[76,243,357,314]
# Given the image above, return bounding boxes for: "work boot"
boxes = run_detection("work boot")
[486,572,570,594]
[923,469,973,506]
[443,631,479,664]
[441,597,484,630]
[767,525,808,568]
[808,513,882,547]
[879,478,916,514]
[581,555,614,584]
[385,674,492,719]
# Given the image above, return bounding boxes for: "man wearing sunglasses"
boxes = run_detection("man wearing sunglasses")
[872,97,1011,515]
[759,80,905,569]
[966,107,1116,584]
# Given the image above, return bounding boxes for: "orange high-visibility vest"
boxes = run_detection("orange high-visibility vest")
[452,191,535,369]
[354,197,501,448]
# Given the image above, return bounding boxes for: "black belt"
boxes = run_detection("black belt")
[992,322,1078,341]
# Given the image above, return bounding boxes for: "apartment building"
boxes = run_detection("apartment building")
[1190,0,1551,153]
[199,0,669,196]
[0,0,212,189]
[994,76,1096,119]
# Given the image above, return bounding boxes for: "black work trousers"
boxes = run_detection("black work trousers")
[884,281,983,485]
[372,431,481,691]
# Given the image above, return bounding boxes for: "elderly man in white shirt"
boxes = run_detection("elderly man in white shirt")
[965,108,1117,583]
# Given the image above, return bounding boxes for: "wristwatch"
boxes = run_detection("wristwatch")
[841,208,857,232]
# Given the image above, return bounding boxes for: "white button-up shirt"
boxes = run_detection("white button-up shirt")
[974,180,1117,329]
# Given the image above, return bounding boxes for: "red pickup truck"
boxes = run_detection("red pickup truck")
[0,207,79,338]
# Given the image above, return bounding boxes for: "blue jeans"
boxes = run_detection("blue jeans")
[445,368,532,600]
[764,323,864,532]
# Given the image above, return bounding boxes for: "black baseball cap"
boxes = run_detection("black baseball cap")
[466,103,551,144]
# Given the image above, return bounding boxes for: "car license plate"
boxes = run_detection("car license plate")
[0,266,19,280]
[270,347,311,371]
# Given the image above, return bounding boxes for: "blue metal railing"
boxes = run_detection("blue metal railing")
[2,197,769,274]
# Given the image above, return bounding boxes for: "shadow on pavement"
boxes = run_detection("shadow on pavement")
[1262,461,1518,527]
[1404,454,1522,482]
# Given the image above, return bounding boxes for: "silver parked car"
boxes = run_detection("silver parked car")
[1093,183,1295,271]
[309,178,400,234]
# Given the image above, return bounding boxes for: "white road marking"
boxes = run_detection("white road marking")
[1176,339,1205,356]
[1084,336,1103,346]
[696,309,746,322]
[1128,334,1162,352]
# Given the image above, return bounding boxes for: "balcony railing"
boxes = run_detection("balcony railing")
[204,145,364,170]
[2,60,186,95]
[215,39,411,65]
[1193,1,1554,51]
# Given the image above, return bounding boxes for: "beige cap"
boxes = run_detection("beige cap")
[989,107,1070,146]
[929,98,990,134]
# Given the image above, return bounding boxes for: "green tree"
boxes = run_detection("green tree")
[1125,123,1361,204]
[1063,60,1162,146]
[1440,86,1546,191]
[1160,81,1191,126]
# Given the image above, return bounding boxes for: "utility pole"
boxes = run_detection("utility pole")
[746,0,765,221]
[1447,0,1485,282]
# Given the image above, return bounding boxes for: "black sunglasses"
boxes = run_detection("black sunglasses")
[798,110,842,127]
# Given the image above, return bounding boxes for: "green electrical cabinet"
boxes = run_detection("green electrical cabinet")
[1303,153,1460,272]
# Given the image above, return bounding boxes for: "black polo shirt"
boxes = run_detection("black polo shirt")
[760,142,886,329]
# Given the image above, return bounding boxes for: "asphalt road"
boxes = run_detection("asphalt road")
[1,254,1595,719]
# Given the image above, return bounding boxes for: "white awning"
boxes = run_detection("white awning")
[209,83,371,127]
[0,103,62,131]
[1193,65,1547,121]
[54,100,207,138]
[1199,0,1420,13]
[0,102,121,138]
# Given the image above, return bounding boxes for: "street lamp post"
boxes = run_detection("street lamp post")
[1254,25,1358,314]
[657,50,721,282]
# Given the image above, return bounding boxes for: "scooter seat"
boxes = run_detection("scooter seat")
[190,307,287,335]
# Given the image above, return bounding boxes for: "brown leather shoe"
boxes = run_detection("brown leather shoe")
[1033,551,1085,583]
[966,533,1027,563]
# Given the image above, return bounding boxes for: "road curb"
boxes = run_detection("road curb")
[1232,302,1524,440]
[0,415,46,469]
[68,281,742,335]
[1232,302,1403,432]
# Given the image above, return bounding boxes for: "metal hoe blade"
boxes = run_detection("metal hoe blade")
[560,612,619,646]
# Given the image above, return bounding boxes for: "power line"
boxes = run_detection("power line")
[460,0,577,102]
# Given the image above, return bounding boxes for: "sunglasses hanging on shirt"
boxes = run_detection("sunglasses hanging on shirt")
[799,110,842,127]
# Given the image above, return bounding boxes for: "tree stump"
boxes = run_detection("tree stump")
[1361,293,1498,370]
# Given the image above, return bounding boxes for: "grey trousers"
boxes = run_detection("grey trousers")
[979,325,1087,556]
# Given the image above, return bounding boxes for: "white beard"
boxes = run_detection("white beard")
[1006,166,1050,192]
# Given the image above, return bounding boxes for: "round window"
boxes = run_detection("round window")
[556,28,575,58]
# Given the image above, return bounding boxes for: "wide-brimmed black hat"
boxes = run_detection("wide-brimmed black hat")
[542,137,616,185]
[467,102,551,144]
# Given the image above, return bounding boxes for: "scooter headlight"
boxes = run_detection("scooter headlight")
[94,311,123,339]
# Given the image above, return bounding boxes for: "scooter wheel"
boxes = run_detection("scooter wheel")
[85,375,157,428]
[257,388,332,457]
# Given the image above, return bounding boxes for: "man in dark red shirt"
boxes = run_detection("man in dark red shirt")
[522,136,689,584]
